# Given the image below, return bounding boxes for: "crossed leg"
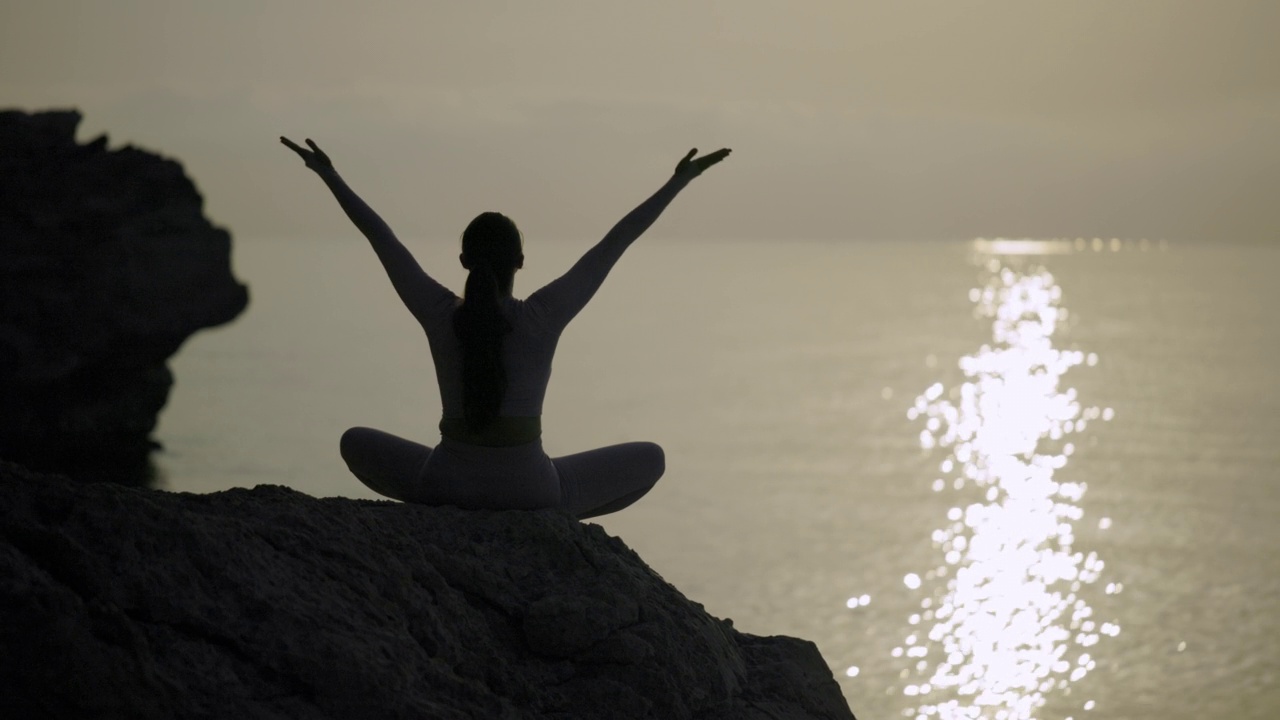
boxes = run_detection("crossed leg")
[340,426,432,502]
[553,441,665,520]
[341,427,664,519]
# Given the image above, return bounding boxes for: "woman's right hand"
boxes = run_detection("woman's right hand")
[280,136,335,174]
[674,147,731,179]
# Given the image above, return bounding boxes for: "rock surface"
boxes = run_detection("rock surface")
[0,462,855,719]
[0,110,248,484]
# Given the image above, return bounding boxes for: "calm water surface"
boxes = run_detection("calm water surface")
[159,236,1280,719]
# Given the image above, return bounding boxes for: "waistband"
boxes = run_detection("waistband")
[439,416,542,447]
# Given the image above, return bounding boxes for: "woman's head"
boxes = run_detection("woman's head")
[460,212,523,289]
[454,212,522,432]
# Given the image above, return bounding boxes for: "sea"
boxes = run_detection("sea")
[156,234,1280,719]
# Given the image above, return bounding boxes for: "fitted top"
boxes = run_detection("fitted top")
[318,166,688,423]
[398,246,622,419]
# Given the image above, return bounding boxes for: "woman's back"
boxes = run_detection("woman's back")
[426,296,565,420]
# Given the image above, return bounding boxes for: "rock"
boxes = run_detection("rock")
[0,462,856,719]
[0,109,248,485]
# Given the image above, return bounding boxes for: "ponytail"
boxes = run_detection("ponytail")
[454,212,522,433]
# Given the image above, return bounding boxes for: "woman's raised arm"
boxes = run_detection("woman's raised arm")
[280,136,454,325]
[526,147,731,327]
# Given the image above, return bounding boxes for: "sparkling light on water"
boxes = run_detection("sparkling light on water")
[865,248,1121,719]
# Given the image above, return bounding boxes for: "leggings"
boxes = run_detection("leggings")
[339,426,665,520]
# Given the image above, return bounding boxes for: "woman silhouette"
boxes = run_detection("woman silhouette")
[281,137,730,518]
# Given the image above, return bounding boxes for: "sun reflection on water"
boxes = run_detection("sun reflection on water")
[854,246,1120,719]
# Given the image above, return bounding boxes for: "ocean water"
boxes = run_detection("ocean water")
[157,235,1280,719]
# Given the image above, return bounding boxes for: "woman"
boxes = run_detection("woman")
[281,136,729,519]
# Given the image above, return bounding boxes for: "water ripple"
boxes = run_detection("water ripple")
[849,247,1121,719]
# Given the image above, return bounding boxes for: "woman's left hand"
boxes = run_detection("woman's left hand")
[280,136,335,173]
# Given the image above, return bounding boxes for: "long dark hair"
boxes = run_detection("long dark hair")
[454,212,522,432]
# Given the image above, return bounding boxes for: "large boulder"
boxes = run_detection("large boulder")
[0,462,855,719]
[0,110,247,485]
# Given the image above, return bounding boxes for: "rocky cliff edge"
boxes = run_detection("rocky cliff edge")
[0,462,854,719]
[0,110,248,484]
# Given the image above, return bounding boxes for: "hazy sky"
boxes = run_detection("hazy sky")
[3,1,1277,243]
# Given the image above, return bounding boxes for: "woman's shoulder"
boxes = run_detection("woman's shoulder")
[502,296,557,335]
